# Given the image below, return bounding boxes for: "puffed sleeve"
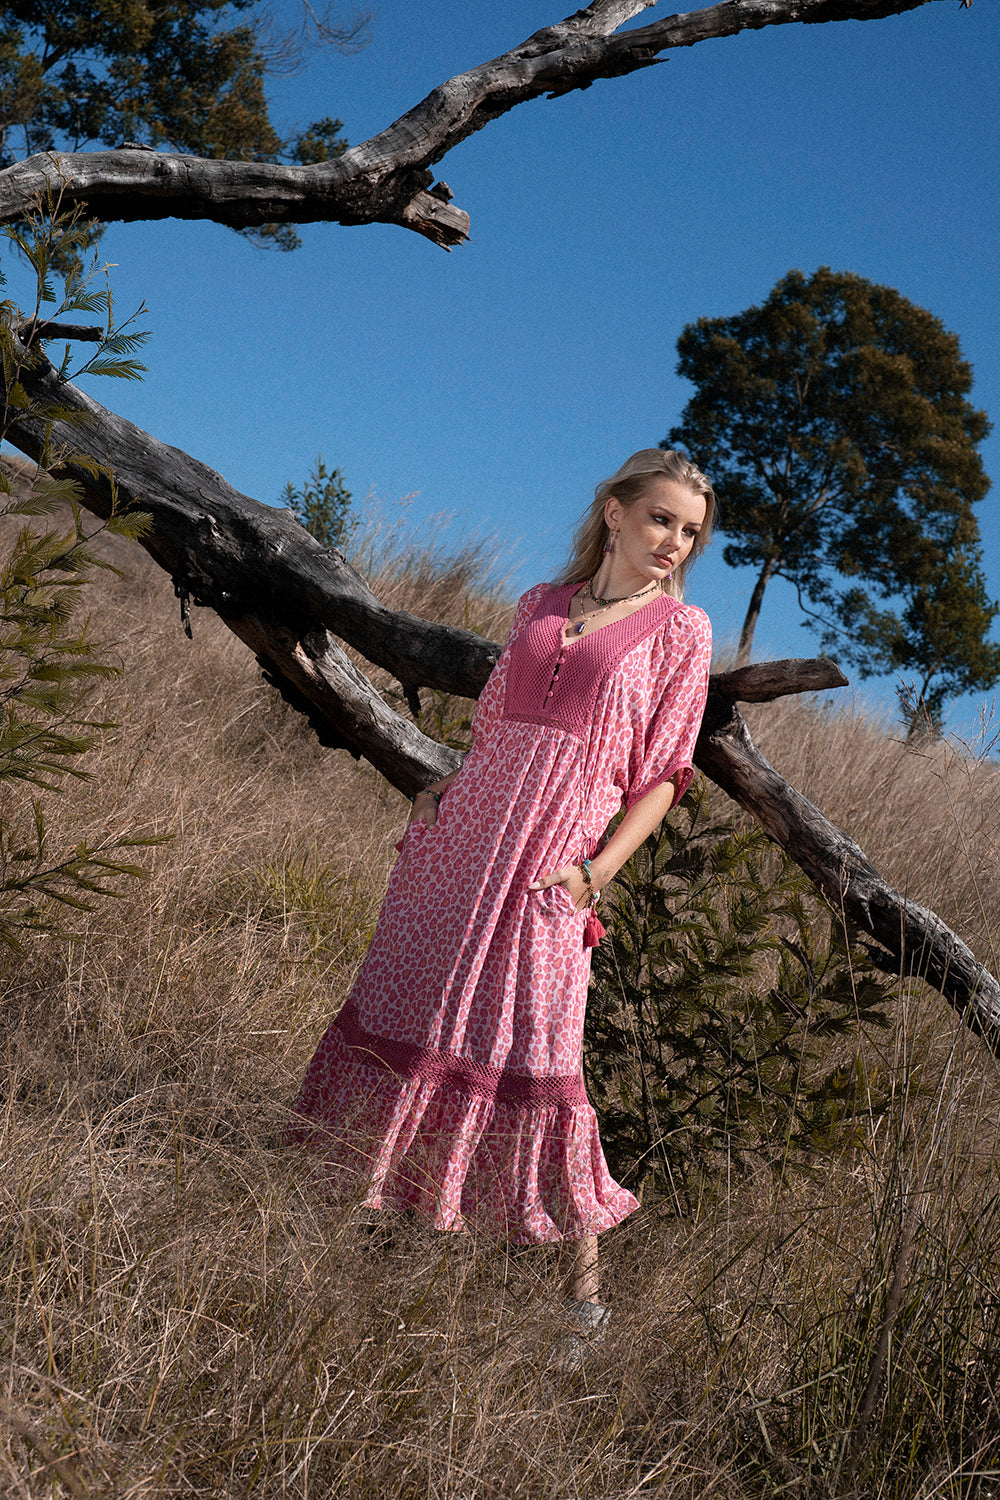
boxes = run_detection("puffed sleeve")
[625,603,712,809]
[469,582,551,747]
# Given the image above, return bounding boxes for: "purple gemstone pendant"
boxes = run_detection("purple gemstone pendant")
[574,621,586,634]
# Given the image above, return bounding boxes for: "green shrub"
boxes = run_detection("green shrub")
[281,455,355,551]
[585,781,898,1208]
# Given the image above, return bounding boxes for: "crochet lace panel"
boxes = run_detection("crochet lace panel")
[336,1001,589,1110]
[502,584,683,734]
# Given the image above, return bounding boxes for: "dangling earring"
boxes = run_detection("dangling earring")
[602,531,615,556]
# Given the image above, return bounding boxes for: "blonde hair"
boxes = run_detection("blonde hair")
[556,448,716,599]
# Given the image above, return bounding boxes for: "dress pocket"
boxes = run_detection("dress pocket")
[534,882,583,918]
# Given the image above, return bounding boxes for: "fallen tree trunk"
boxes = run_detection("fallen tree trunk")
[8,344,501,703]
[5,343,999,1051]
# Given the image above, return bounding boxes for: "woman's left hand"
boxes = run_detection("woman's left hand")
[407,790,440,828]
[528,865,592,912]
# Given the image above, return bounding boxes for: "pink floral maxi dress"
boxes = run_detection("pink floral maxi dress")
[289,582,713,1242]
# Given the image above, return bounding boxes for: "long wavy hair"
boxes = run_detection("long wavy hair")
[556,448,716,600]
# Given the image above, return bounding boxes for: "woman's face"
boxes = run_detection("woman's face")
[605,475,707,586]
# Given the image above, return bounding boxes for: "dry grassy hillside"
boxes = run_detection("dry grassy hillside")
[2,494,1000,1498]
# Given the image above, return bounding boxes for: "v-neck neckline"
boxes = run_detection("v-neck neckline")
[558,580,669,650]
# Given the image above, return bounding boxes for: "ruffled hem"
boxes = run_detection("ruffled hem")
[286,1023,638,1244]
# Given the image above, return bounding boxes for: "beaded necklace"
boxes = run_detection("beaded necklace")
[569,577,661,636]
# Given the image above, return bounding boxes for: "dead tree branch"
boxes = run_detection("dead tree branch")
[8,346,501,709]
[0,0,936,246]
[15,320,104,344]
[709,658,849,701]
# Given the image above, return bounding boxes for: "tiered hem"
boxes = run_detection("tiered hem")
[287,1020,638,1244]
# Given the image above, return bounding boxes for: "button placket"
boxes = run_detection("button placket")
[545,648,564,701]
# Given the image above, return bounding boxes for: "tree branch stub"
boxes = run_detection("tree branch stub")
[15,320,104,344]
[709,657,849,703]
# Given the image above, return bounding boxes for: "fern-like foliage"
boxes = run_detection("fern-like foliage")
[585,780,898,1210]
[0,194,161,948]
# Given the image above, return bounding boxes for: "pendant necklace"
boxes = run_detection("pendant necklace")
[571,577,660,636]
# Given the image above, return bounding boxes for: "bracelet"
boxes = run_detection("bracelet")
[409,789,441,805]
[579,859,593,886]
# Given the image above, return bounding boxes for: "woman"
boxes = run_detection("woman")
[289,449,714,1326]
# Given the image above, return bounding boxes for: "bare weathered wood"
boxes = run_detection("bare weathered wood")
[230,613,462,794]
[0,0,937,244]
[710,658,849,702]
[8,345,502,704]
[695,693,1000,1048]
[16,320,104,343]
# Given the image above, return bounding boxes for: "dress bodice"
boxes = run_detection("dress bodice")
[502,582,688,736]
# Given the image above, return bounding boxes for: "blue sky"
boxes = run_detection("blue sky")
[8,0,999,742]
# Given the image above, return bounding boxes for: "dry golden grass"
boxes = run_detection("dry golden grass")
[2,512,1000,1498]
[745,693,1000,964]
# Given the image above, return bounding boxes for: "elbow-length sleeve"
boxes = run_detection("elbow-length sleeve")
[625,603,712,810]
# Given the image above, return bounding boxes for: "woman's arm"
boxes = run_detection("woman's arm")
[528,777,679,910]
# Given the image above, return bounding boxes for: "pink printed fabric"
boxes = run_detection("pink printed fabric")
[288,582,713,1243]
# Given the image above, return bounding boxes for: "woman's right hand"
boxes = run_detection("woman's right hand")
[528,864,593,911]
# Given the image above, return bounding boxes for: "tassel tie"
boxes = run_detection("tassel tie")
[583,904,606,949]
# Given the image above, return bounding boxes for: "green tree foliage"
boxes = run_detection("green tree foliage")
[281,454,355,551]
[0,197,159,947]
[584,783,896,1211]
[0,0,358,251]
[667,268,998,725]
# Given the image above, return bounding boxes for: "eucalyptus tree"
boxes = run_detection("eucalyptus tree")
[667,267,998,723]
